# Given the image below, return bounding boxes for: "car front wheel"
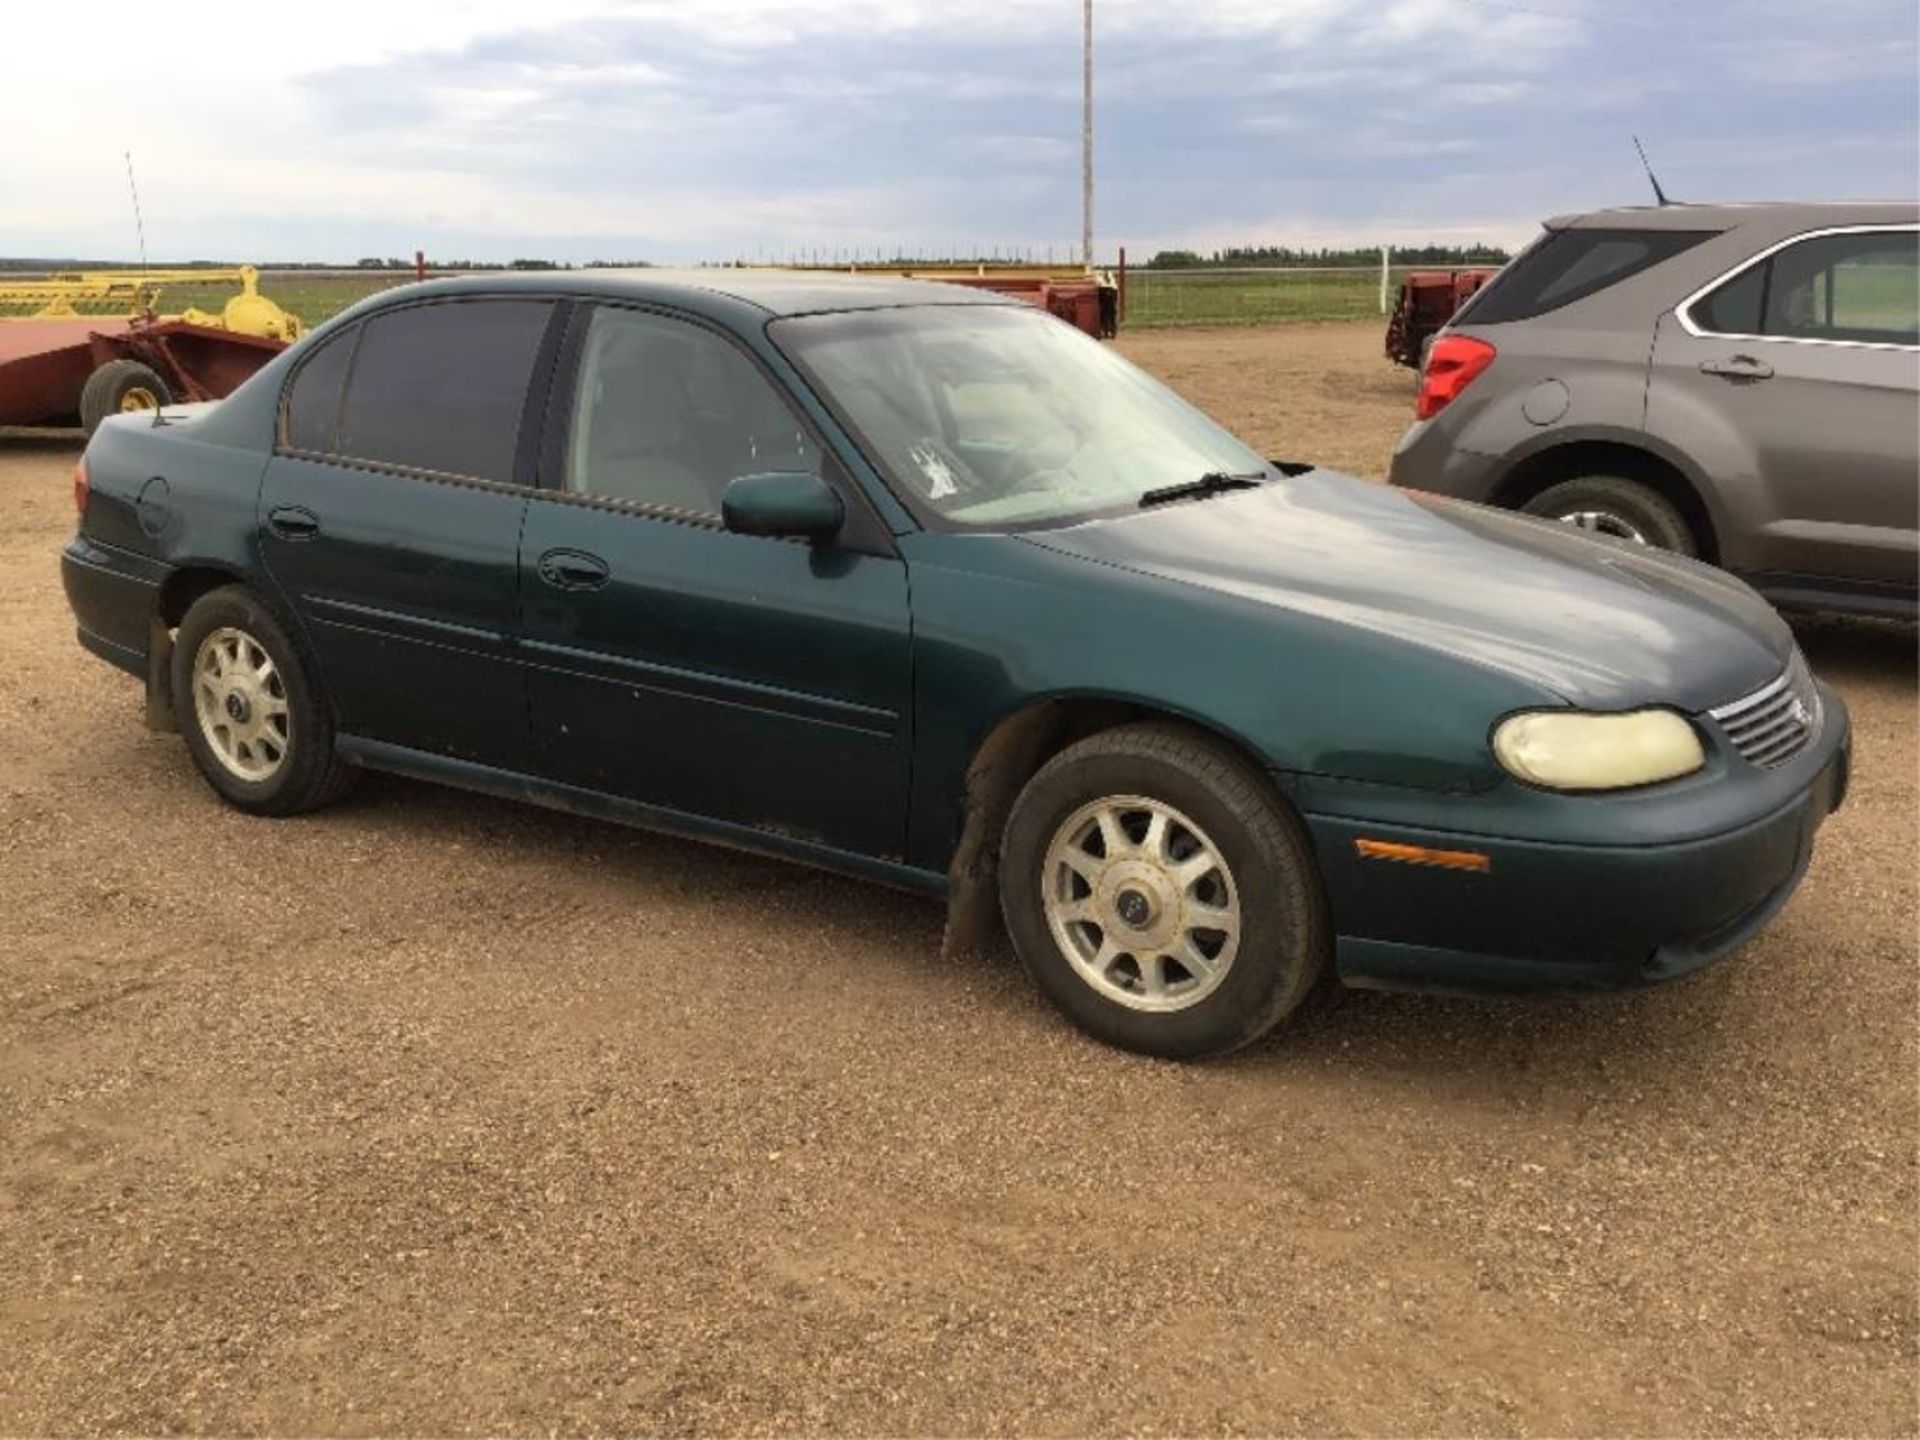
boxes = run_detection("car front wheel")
[1000,722,1328,1058]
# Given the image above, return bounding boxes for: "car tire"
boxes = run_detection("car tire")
[1520,475,1697,556]
[170,585,357,816]
[999,722,1329,1059]
[80,359,172,437]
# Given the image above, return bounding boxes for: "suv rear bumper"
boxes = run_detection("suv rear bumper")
[1387,417,1503,502]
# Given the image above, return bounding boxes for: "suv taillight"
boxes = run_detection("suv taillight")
[73,456,89,516]
[1416,335,1497,420]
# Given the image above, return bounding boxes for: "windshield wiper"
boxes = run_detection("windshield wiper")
[1138,470,1267,509]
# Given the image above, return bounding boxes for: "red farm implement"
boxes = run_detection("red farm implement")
[777,263,1120,338]
[0,267,301,433]
[1385,268,1498,369]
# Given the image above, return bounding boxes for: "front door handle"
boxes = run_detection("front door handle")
[1699,354,1774,380]
[267,505,321,540]
[536,548,611,591]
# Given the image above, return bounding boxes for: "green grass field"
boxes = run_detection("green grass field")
[15,267,1413,333]
[0,272,413,329]
[1120,268,1412,329]
[222,269,1404,332]
[28,257,1917,337]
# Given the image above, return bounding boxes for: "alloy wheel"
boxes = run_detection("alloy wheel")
[1557,509,1649,544]
[192,626,291,782]
[1040,794,1241,1013]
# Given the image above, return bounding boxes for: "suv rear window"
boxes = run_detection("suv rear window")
[1455,228,1716,324]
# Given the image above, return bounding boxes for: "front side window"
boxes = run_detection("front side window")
[564,307,822,516]
[335,300,552,482]
[770,304,1271,531]
[1455,228,1716,324]
[1689,230,1919,347]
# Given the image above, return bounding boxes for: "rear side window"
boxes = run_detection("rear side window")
[1691,230,1918,347]
[283,324,358,453]
[1456,229,1715,324]
[336,300,552,482]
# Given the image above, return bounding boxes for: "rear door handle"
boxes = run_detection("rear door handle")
[1699,354,1774,380]
[267,505,321,540]
[536,548,611,591]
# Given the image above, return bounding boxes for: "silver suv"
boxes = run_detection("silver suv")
[1389,201,1918,619]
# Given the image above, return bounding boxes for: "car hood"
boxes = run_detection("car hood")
[1016,469,1791,712]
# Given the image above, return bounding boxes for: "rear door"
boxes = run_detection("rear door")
[259,297,560,767]
[517,303,913,859]
[1650,227,1919,589]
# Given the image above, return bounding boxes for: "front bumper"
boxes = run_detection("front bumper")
[1299,694,1851,995]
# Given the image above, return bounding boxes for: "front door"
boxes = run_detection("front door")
[518,303,913,860]
[1650,227,1918,589]
[259,297,557,768]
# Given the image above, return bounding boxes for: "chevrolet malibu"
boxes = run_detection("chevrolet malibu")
[61,272,1850,1058]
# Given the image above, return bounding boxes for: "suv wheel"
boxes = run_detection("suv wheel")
[1520,475,1697,556]
[999,722,1328,1059]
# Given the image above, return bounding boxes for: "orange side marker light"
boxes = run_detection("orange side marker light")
[1355,838,1491,873]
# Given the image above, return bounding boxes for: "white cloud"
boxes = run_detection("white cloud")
[0,0,1911,262]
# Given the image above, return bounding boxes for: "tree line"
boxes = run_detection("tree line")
[1144,243,1510,270]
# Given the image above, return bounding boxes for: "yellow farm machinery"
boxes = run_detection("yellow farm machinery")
[0,266,303,433]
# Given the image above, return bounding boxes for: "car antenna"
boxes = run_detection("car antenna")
[123,149,171,428]
[1632,135,1673,207]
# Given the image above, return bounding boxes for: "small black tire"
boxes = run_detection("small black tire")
[80,359,172,437]
[999,722,1330,1059]
[1520,474,1697,556]
[170,585,356,816]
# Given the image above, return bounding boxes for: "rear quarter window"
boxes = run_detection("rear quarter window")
[1456,228,1717,324]
[282,324,359,453]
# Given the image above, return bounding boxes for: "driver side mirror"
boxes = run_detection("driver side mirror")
[721,471,845,542]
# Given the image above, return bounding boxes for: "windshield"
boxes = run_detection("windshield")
[768,305,1272,531]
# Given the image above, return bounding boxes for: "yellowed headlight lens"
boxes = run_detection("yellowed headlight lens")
[1493,709,1705,791]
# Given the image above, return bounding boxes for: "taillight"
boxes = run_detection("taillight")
[73,456,90,516]
[1416,335,1497,420]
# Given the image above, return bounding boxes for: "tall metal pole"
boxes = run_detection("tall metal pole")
[1081,0,1094,269]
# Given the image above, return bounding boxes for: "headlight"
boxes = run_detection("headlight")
[1492,709,1705,791]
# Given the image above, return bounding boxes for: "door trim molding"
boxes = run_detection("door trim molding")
[335,734,947,895]
[518,635,900,735]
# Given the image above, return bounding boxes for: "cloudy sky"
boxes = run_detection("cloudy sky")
[5,0,1915,263]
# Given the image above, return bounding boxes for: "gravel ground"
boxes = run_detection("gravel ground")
[1,322,1914,1436]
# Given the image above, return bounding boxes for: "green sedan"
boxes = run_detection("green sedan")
[61,272,1849,1057]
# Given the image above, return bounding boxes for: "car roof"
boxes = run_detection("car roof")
[1543,200,1920,233]
[351,267,1021,323]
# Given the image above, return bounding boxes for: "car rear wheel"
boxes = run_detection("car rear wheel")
[79,359,172,437]
[1000,722,1328,1058]
[170,586,357,816]
[1520,475,1697,556]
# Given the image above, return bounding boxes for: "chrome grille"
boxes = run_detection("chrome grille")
[1709,651,1821,769]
